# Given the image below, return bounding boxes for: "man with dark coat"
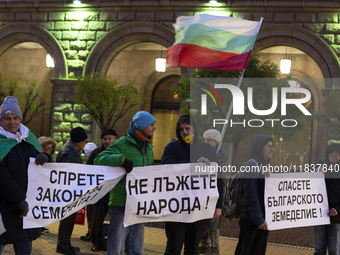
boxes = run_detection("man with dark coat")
[200,129,229,255]
[234,134,274,255]
[161,115,224,255]
[56,127,87,254]
[88,129,117,252]
[0,96,50,255]
[314,143,340,255]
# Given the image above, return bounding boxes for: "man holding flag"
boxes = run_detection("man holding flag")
[166,13,263,156]
[164,13,263,255]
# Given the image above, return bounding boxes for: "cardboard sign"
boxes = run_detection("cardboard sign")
[265,172,330,230]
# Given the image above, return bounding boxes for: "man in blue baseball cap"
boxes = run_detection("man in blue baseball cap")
[95,111,156,255]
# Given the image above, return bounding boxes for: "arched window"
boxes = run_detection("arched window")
[258,46,320,165]
[151,75,181,161]
[274,79,314,166]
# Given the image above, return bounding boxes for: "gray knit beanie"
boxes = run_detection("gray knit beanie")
[0,96,22,120]
[203,129,222,144]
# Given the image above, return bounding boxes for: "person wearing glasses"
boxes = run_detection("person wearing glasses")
[55,127,88,254]
[234,134,274,255]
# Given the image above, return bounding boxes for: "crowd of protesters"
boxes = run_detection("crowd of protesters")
[0,96,339,255]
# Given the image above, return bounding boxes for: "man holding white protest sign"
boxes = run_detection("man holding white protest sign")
[161,115,223,255]
[235,134,273,255]
[55,127,88,254]
[0,96,51,255]
[314,143,340,255]
[86,129,117,252]
[94,111,156,255]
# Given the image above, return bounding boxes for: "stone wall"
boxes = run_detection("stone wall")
[0,1,339,143]
[51,80,93,149]
[0,1,340,79]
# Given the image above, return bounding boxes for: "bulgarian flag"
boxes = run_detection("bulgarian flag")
[166,14,263,71]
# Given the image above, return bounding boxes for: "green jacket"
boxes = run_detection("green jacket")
[94,133,154,206]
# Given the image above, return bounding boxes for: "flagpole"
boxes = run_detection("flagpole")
[216,69,245,154]
[216,17,263,154]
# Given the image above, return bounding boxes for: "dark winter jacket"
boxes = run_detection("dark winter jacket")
[87,145,105,165]
[87,145,109,203]
[320,143,340,224]
[161,115,224,208]
[218,148,228,167]
[325,177,340,224]
[0,135,42,244]
[56,139,83,164]
[217,147,228,182]
[240,134,273,226]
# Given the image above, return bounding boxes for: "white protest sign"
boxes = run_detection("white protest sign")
[124,163,219,227]
[265,172,330,230]
[23,158,125,229]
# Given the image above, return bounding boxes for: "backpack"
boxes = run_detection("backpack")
[222,159,258,219]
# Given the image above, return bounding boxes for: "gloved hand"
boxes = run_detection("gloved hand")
[122,159,133,173]
[35,153,50,165]
[17,200,29,218]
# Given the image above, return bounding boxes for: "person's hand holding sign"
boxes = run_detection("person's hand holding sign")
[122,158,134,173]
[327,208,338,217]
[197,157,211,165]
[258,221,268,230]
[197,157,222,222]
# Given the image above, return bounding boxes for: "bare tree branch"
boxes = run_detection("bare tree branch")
[74,73,144,131]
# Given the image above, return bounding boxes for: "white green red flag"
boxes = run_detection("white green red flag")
[166,14,263,71]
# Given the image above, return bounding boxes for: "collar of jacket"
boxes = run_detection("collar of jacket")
[126,133,154,150]
[66,139,82,157]
[0,124,42,162]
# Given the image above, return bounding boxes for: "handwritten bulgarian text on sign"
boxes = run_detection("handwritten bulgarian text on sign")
[265,172,330,230]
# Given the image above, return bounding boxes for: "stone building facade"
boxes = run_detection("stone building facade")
[0,0,339,161]
[1,0,340,248]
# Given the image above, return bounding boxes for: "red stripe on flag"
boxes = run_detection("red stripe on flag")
[166,43,251,71]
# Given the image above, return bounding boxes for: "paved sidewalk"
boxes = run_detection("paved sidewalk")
[1,222,314,255]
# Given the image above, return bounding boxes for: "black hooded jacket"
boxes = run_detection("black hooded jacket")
[161,115,223,208]
[320,143,340,224]
[0,141,42,244]
[239,134,273,226]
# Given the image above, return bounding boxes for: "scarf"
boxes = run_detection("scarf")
[0,124,42,161]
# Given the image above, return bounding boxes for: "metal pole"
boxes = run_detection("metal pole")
[215,17,263,154]
[216,69,245,154]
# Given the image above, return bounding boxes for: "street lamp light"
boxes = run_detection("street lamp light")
[155,58,166,72]
[46,54,55,68]
[280,46,291,74]
[155,45,166,72]
[209,0,219,6]
[280,59,291,74]
[73,0,82,6]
